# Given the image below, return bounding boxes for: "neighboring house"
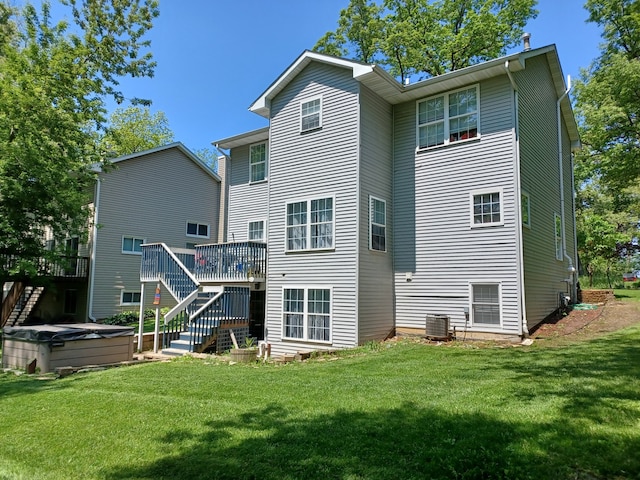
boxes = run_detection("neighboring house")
[1,142,221,327]
[208,43,579,356]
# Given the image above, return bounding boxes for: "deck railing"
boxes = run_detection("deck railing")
[0,254,89,279]
[140,243,199,302]
[194,242,266,282]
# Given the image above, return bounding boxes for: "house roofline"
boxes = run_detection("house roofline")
[213,127,270,151]
[99,142,221,182]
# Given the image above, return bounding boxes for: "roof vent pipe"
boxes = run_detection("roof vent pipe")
[522,32,531,51]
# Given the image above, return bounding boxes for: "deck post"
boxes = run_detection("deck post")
[137,283,145,352]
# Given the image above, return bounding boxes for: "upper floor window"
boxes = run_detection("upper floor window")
[122,236,144,255]
[554,213,563,260]
[370,196,386,252]
[248,220,265,242]
[417,85,479,149]
[301,97,322,132]
[286,197,333,251]
[187,222,210,239]
[471,189,503,227]
[249,142,267,182]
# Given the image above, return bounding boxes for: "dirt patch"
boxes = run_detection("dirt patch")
[530,300,640,344]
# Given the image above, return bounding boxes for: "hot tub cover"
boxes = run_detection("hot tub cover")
[2,323,134,343]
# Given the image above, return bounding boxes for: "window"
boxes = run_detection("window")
[417,85,479,149]
[248,220,265,241]
[283,287,331,342]
[521,192,531,228]
[301,97,322,132]
[121,291,141,305]
[249,142,267,182]
[186,222,210,239]
[122,236,144,254]
[370,196,386,252]
[471,189,502,227]
[554,213,563,260]
[471,283,501,326]
[286,197,333,251]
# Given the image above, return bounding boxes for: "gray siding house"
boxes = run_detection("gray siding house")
[213,44,579,355]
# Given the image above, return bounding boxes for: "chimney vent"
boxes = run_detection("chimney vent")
[522,32,531,51]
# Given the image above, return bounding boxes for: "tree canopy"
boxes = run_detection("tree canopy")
[314,0,538,82]
[101,106,174,157]
[0,0,159,280]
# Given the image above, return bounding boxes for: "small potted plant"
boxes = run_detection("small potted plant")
[229,336,258,363]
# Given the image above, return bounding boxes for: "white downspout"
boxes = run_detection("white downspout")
[87,177,100,321]
[557,76,577,298]
[505,61,528,336]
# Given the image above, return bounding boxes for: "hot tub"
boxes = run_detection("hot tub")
[2,323,134,373]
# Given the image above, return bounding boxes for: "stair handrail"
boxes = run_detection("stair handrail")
[141,243,199,302]
[189,288,225,322]
[163,289,200,325]
[1,281,25,328]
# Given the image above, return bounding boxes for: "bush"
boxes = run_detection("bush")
[101,308,168,326]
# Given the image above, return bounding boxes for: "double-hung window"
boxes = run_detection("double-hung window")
[554,213,563,260]
[471,283,501,326]
[248,220,265,242]
[370,196,386,252]
[122,236,144,254]
[283,287,331,342]
[471,188,503,227]
[249,142,267,182]
[417,85,479,149]
[187,222,210,239]
[286,197,333,251]
[301,97,322,132]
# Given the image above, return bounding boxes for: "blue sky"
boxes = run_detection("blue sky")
[101,1,603,154]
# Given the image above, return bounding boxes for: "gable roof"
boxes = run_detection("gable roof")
[248,46,579,144]
[103,142,221,182]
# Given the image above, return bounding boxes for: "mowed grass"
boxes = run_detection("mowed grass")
[1,325,640,480]
[615,288,640,302]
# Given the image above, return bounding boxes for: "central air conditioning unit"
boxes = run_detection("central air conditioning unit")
[425,314,450,340]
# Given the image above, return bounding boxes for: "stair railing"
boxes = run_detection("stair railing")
[141,243,199,302]
[188,286,250,352]
[1,282,25,328]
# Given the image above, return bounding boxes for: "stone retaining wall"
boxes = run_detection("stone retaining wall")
[580,289,615,304]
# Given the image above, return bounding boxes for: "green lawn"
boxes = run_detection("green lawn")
[1,326,640,479]
[615,288,640,301]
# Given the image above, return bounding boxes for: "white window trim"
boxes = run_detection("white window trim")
[122,235,145,255]
[554,213,563,261]
[521,191,531,229]
[300,95,323,133]
[284,195,335,252]
[369,195,387,252]
[416,84,480,151]
[247,219,267,242]
[281,285,333,344]
[120,290,141,306]
[470,187,504,228]
[468,282,503,329]
[249,141,268,184]
[186,221,210,239]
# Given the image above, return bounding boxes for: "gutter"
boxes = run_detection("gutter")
[505,61,528,337]
[87,177,100,321]
[557,77,577,296]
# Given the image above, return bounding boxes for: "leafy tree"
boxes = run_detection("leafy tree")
[573,0,640,191]
[314,0,538,83]
[101,106,174,157]
[0,0,159,281]
[194,147,219,173]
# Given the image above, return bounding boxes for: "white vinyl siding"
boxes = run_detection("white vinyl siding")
[470,283,501,326]
[249,142,267,182]
[282,287,331,343]
[186,222,210,239]
[120,291,141,305]
[554,213,563,260]
[417,85,479,149]
[122,236,144,255]
[471,188,503,227]
[369,196,386,252]
[300,97,322,132]
[286,197,334,251]
[248,220,265,241]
